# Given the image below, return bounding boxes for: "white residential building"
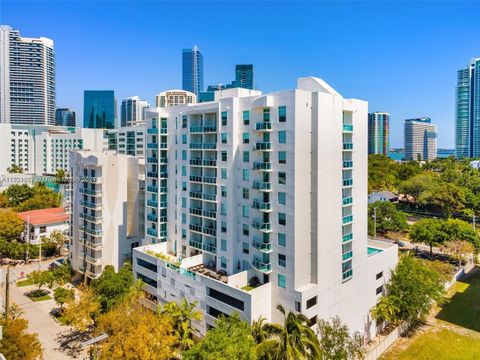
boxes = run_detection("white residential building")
[18,207,69,245]
[104,125,146,159]
[133,77,398,338]
[404,117,437,161]
[155,90,197,108]
[69,150,144,279]
[120,96,150,127]
[0,25,55,125]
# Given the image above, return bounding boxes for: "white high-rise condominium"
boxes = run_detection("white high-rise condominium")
[404,117,437,161]
[155,90,197,108]
[133,77,397,338]
[120,96,150,127]
[0,25,55,125]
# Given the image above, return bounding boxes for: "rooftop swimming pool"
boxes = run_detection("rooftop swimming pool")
[367,247,383,256]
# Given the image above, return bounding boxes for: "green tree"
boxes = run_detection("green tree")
[317,316,364,360]
[2,184,34,207]
[440,218,480,250]
[183,313,257,360]
[418,182,466,217]
[15,192,61,212]
[47,229,68,254]
[28,270,55,290]
[53,287,75,309]
[396,161,423,182]
[372,255,444,324]
[91,263,134,313]
[256,304,320,360]
[52,261,72,285]
[7,164,23,174]
[368,155,398,193]
[0,209,24,240]
[63,284,101,331]
[442,240,475,267]
[370,296,401,325]
[409,218,447,255]
[398,172,434,203]
[0,193,10,207]
[251,316,271,344]
[161,299,203,352]
[368,201,408,236]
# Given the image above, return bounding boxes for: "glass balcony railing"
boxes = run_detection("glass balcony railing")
[252,219,272,232]
[253,162,272,171]
[342,161,353,168]
[252,258,272,273]
[253,142,272,151]
[147,185,158,193]
[189,240,202,250]
[342,251,353,261]
[255,122,272,131]
[189,143,217,150]
[252,180,272,191]
[147,228,157,237]
[147,143,157,149]
[189,191,217,202]
[147,214,157,222]
[190,175,217,184]
[342,233,353,242]
[252,199,272,211]
[79,226,102,236]
[147,199,158,207]
[80,200,101,209]
[79,213,101,222]
[147,128,158,134]
[343,124,353,132]
[79,187,102,196]
[343,143,353,150]
[342,197,353,205]
[189,224,217,237]
[252,239,272,252]
[342,269,353,280]
[190,159,217,167]
[202,243,217,254]
[343,179,353,187]
[189,125,218,133]
[342,215,353,224]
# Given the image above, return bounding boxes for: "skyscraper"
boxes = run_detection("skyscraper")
[83,90,116,129]
[55,108,76,127]
[455,58,480,158]
[234,64,254,89]
[368,112,389,155]
[120,96,150,127]
[0,25,55,125]
[182,46,203,96]
[404,117,437,161]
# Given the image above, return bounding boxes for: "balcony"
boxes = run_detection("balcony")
[83,238,102,249]
[342,124,353,132]
[189,125,218,133]
[147,128,158,134]
[252,219,272,232]
[79,187,102,196]
[342,251,353,261]
[342,269,353,281]
[202,243,217,254]
[255,122,272,131]
[342,215,353,224]
[252,258,272,273]
[79,226,102,237]
[343,179,353,187]
[80,200,102,209]
[342,161,353,169]
[190,159,217,167]
[343,233,353,242]
[189,208,217,219]
[253,142,272,151]
[85,254,102,265]
[252,199,272,211]
[79,212,101,222]
[189,191,217,202]
[342,197,353,206]
[189,143,217,150]
[189,175,217,184]
[147,228,158,237]
[147,171,158,178]
[252,180,272,191]
[253,162,272,171]
[147,199,158,207]
[189,240,202,250]
[252,238,272,253]
[343,143,353,150]
[147,213,157,222]
[189,224,216,237]
[147,185,158,193]
[147,143,157,149]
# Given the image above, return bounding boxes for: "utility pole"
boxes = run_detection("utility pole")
[373,207,377,238]
[473,214,476,231]
[4,267,9,321]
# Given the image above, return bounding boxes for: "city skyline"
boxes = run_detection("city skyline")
[2,1,480,147]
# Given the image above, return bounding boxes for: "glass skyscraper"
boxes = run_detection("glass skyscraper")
[368,112,389,155]
[83,90,116,129]
[182,46,204,96]
[455,58,480,158]
[55,108,76,127]
[234,64,254,89]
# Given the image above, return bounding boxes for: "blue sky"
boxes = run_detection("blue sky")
[2,1,479,148]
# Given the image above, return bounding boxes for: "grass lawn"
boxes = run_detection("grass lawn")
[54,314,69,325]
[382,269,480,360]
[31,294,52,302]
[16,278,34,287]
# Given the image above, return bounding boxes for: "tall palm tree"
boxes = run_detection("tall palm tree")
[256,304,321,360]
[252,316,271,344]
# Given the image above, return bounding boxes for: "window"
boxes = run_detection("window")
[181,213,186,224]
[243,133,250,144]
[220,256,227,268]
[221,204,227,216]
[278,151,286,164]
[278,254,286,267]
[181,197,186,208]
[221,168,227,180]
[278,172,286,185]
[243,151,249,162]
[243,224,249,236]
[278,233,286,247]
[221,221,227,233]
[221,151,227,162]
[243,110,250,125]
[295,301,301,312]
[263,108,270,122]
[306,296,317,309]
[242,242,249,254]
[279,106,286,122]
[279,213,286,226]
[278,131,286,144]
[182,115,187,128]
[182,181,187,191]
[278,274,286,289]
[182,150,187,160]
[181,229,186,239]
[182,134,187,144]
[242,188,249,199]
[243,169,250,181]
[376,286,383,295]
[181,166,187,176]
[376,271,383,280]
[221,133,227,144]
[221,186,227,197]
[242,205,249,218]
[221,111,228,126]
[221,239,227,251]
[278,192,286,205]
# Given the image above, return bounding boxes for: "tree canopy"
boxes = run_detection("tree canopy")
[0,209,23,240]
[368,201,408,236]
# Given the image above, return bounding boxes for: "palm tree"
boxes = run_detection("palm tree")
[161,299,203,351]
[252,316,271,344]
[256,304,321,360]
[371,295,400,325]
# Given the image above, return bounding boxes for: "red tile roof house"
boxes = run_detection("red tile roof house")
[17,207,69,245]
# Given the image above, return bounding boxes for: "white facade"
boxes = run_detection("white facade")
[155,90,197,108]
[0,25,55,125]
[404,117,437,161]
[69,151,144,279]
[120,96,150,127]
[133,77,398,338]
[104,125,145,159]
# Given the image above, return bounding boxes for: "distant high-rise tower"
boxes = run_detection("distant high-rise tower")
[55,108,76,127]
[120,96,150,127]
[404,117,437,161]
[455,58,480,158]
[83,90,116,129]
[234,64,254,89]
[155,90,196,108]
[368,112,389,155]
[182,46,203,96]
[0,25,55,125]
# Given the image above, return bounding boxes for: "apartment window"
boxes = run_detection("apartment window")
[181,197,186,208]
[278,254,286,267]
[182,150,187,160]
[243,151,249,162]
[221,186,227,197]
[221,239,227,251]
[279,106,286,122]
[278,151,287,164]
[263,108,270,122]
[182,115,187,128]
[279,213,286,226]
[221,111,228,126]
[221,204,227,216]
[243,133,250,144]
[182,181,187,191]
[243,169,250,181]
[278,233,286,247]
[242,242,249,254]
[182,134,187,144]
[243,110,250,125]
[278,172,286,185]
[376,286,383,295]
[181,229,186,239]
[278,192,286,205]
[182,166,187,176]
[221,151,227,162]
[221,133,228,144]
[376,271,383,280]
[278,131,286,144]
[242,205,249,218]
[221,222,227,233]
[295,301,301,312]
[243,224,249,236]
[242,188,249,199]
[278,274,286,289]
[181,213,186,224]
[306,296,317,309]
[221,168,227,180]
